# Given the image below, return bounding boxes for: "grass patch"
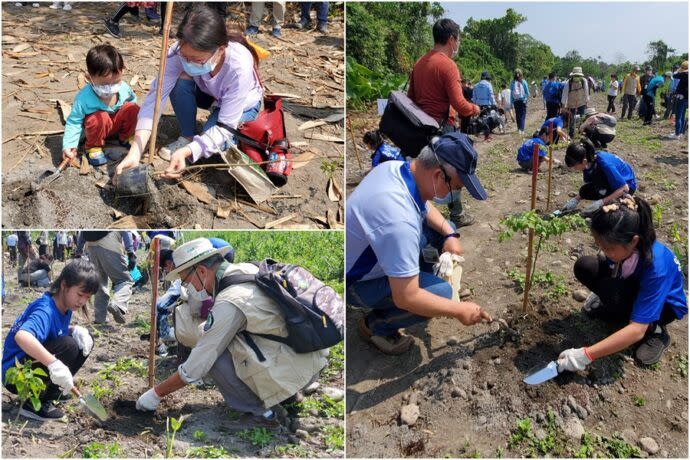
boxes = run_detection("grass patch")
[293,394,344,419]
[237,428,274,448]
[185,446,233,458]
[82,441,123,458]
[274,444,312,457]
[323,342,344,378]
[616,122,663,152]
[321,425,344,451]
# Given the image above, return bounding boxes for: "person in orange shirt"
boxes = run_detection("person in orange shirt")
[408,18,480,227]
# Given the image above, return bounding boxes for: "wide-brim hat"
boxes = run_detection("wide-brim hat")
[165,238,230,281]
[583,107,597,118]
[569,66,584,77]
[681,61,688,71]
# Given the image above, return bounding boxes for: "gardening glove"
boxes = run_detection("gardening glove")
[582,293,602,313]
[136,387,161,411]
[71,325,93,356]
[562,197,579,212]
[433,252,465,280]
[47,359,74,395]
[582,199,604,216]
[127,251,137,271]
[557,347,592,373]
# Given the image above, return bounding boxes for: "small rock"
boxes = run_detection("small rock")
[451,387,466,399]
[563,417,585,440]
[303,382,320,395]
[173,439,191,452]
[485,258,494,264]
[565,238,573,245]
[295,429,310,440]
[572,289,588,302]
[666,399,672,410]
[400,404,420,426]
[638,437,659,454]
[462,361,470,370]
[459,288,472,298]
[649,194,662,205]
[308,409,319,417]
[561,404,572,417]
[569,191,577,197]
[477,415,487,425]
[447,336,459,346]
[409,392,419,405]
[660,450,668,458]
[621,429,637,444]
[493,358,502,365]
[321,387,344,402]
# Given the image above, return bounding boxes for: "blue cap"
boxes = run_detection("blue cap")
[481,70,491,80]
[432,132,487,200]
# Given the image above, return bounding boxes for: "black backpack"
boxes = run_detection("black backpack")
[379,91,440,158]
[219,259,344,361]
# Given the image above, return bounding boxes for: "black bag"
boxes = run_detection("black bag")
[379,91,440,158]
[219,259,344,360]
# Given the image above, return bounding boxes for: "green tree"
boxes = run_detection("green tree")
[517,34,555,81]
[464,8,527,72]
[647,39,675,72]
[456,37,510,86]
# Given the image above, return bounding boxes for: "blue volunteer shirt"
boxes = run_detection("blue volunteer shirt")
[584,152,637,192]
[516,138,547,163]
[543,81,564,104]
[2,293,72,382]
[629,241,687,323]
[646,75,664,98]
[371,143,403,168]
[346,161,426,283]
[541,116,564,133]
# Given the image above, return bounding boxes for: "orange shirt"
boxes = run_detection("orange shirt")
[407,50,478,124]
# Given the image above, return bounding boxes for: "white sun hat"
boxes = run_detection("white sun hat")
[165,238,230,281]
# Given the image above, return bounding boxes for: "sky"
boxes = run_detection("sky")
[442,2,688,64]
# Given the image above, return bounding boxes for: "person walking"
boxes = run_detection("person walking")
[668,61,688,139]
[620,65,641,120]
[561,66,589,138]
[510,69,530,134]
[606,73,619,114]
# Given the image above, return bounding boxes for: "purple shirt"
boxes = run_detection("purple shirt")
[137,41,263,161]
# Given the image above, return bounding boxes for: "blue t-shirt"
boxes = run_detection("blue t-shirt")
[371,144,403,168]
[516,138,547,163]
[646,75,665,98]
[542,116,564,133]
[2,293,72,382]
[584,152,637,192]
[346,161,426,283]
[207,237,234,263]
[629,241,687,323]
[543,81,564,104]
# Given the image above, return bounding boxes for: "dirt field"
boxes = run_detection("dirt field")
[346,92,688,457]
[1,254,344,458]
[1,2,344,229]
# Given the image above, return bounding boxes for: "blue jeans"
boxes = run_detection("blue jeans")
[514,100,527,131]
[300,2,328,23]
[169,79,261,143]
[347,222,455,337]
[675,97,688,135]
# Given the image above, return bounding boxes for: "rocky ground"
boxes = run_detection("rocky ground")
[1,2,344,229]
[346,92,688,457]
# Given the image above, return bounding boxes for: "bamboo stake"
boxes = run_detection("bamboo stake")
[347,116,363,170]
[148,237,160,388]
[546,123,554,211]
[148,1,174,164]
[522,142,540,312]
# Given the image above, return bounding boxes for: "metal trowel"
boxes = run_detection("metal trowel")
[32,158,70,192]
[71,387,108,422]
[523,361,559,385]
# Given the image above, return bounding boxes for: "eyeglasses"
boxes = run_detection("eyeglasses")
[432,147,453,192]
[173,44,217,65]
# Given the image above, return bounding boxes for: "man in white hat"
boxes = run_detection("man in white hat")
[135,238,327,426]
[561,66,590,138]
[579,107,617,148]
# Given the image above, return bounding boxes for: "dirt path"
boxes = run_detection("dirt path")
[346,93,688,457]
[1,3,344,229]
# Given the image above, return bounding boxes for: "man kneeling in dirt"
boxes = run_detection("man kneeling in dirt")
[346,133,493,355]
[136,239,327,426]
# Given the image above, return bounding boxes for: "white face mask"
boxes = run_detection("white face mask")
[92,82,121,98]
[183,268,214,317]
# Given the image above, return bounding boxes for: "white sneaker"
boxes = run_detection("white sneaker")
[667,133,680,140]
[32,3,39,7]
[49,2,60,9]
[62,3,71,10]
[159,136,191,161]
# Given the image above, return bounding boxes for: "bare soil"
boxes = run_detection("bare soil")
[346,92,688,457]
[1,2,344,229]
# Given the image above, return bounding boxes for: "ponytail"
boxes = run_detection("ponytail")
[565,137,596,167]
[363,130,384,149]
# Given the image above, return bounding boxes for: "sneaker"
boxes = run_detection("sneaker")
[62,3,71,10]
[157,343,169,357]
[159,136,191,161]
[32,3,39,7]
[144,6,160,23]
[666,133,680,140]
[451,213,475,228]
[107,304,126,324]
[87,147,107,166]
[271,27,282,38]
[104,19,121,39]
[296,19,310,30]
[357,317,414,355]
[635,325,671,365]
[264,404,290,428]
[245,25,259,36]
[317,21,328,34]
[19,400,65,422]
[49,2,60,9]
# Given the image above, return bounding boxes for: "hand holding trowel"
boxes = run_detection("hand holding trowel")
[523,347,592,385]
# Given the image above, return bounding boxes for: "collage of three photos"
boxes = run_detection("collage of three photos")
[1,1,688,459]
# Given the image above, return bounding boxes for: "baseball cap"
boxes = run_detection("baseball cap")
[431,132,487,200]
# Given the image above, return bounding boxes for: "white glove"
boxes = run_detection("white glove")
[582,199,604,215]
[136,387,161,411]
[71,325,93,356]
[433,252,465,280]
[563,197,579,211]
[47,360,74,395]
[557,347,592,372]
[582,293,602,312]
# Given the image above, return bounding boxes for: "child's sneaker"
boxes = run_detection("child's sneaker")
[49,2,61,9]
[104,19,121,39]
[19,401,65,422]
[245,25,259,36]
[145,6,160,23]
[62,3,71,11]
[87,147,107,166]
[159,136,191,161]
[635,324,671,365]
[271,27,282,38]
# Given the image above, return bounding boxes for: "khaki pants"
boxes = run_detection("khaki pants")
[86,244,133,323]
[249,1,285,28]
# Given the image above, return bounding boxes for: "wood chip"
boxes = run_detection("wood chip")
[264,213,298,229]
[180,180,216,204]
[80,156,90,175]
[306,133,344,143]
[292,151,318,169]
[309,214,329,227]
[326,209,343,229]
[216,201,236,219]
[95,177,110,189]
[48,99,72,125]
[298,120,327,131]
[11,43,31,54]
[327,177,342,202]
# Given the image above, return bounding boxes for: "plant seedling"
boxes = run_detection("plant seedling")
[193,430,208,442]
[238,427,274,448]
[165,416,184,458]
[5,358,48,421]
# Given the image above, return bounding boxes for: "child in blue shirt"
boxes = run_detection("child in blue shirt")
[557,196,686,373]
[2,259,100,421]
[62,44,139,166]
[516,127,550,172]
[363,131,403,169]
[541,109,571,144]
[562,138,637,215]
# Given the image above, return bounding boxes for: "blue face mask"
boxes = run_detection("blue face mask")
[431,174,453,205]
[180,50,218,76]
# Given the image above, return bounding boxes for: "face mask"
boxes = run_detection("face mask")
[180,50,218,76]
[620,249,640,279]
[184,269,214,318]
[92,82,121,97]
[431,173,453,205]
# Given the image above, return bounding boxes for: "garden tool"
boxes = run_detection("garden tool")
[31,157,70,192]
[523,361,559,385]
[544,208,580,221]
[71,386,108,422]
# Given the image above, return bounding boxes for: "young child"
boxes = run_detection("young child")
[62,44,139,166]
[18,254,53,287]
[558,196,686,372]
[516,127,550,172]
[540,108,570,144]
[2,259,100,421]
[362,131,403,169]
[562,138,637,215]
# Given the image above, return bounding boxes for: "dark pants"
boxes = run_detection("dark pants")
[514,100,527,131]
[9,246,17,264]
[57,244,66,262]
[5,335,89,403]
[663,95,673,119]
[621,94,637,119]
[545,101,560,120]
[643,95,655,124]
[582,127,615,149]
[300,2,329,24]
[38,244,47,257]
[567,106,586,138]
[574,254,677,326]
[606,95,616,113]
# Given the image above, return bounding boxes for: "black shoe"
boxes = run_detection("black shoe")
[451,213,475,227]
[18,401,65,422]
[104,19,121,38]
[107,304,126,324]
[635,325,671,365]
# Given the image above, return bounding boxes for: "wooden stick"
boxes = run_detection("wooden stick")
[347,116,363,170]
[148,1,174,164]
[148,237,161,388]
[522,142,540,312]
[546,124,554,211]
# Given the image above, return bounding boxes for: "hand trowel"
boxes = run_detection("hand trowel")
[71,387,108,422]
[523,361,559,385]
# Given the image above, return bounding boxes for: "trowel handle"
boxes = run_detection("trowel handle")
[57,157,71,172]
[71,386,83,398]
